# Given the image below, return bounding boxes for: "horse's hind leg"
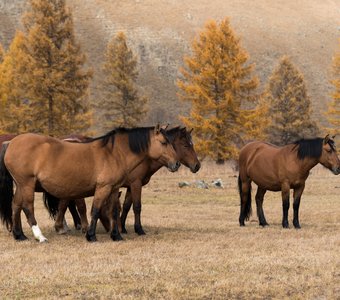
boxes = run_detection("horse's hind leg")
[21,184,48,242]
[238,176,252,226]
[75,198,88,233]
[12,187,27,240]
[255,187,268,226]
[55,199,69,234]
[281,183,290,228]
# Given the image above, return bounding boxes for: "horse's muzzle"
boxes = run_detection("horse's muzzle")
[168,161,181,172]
[190,162,201,173]
[332,166,340,175]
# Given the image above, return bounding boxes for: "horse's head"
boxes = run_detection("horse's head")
[170,127,200,173]
[149,124,180,172]
[319,135,340,175]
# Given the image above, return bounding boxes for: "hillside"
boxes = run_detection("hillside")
[0,0,339,129]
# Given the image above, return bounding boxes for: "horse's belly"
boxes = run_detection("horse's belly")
[38,175,96,199]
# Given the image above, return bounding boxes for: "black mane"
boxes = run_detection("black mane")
[294,138,334,160]
[85,127,155,154]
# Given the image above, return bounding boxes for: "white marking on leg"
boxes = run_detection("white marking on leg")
[32,225,48,243]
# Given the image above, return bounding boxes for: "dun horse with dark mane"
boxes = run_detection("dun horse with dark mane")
[44,126,200,236]
[0,126,180,242]
[238,135,340,228]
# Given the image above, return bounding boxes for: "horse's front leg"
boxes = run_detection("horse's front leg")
[131,181,145,235]
[67,199,81,230]
[86,185,113,242]
[120,187,132,234]
[293,185,305,229]
[281,183,290,228]
[110,189,123,241]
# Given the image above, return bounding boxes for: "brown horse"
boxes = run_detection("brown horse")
[46,126,200,235]
[0,133,90,232]
[238,135,340,228]
[0,126,180,242]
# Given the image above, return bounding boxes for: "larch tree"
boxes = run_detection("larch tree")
[0,43,4,63]
[177,18,259,163]
[325,40,340,134]
[265,56,319,145]
[14,0,92,136]
[0,31,32,133]
[98,31,148,131]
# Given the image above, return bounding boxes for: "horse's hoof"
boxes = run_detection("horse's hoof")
[75,224,82,231]
[134,225,146,235]
[111,232,124,241]
[86,233,97,242]
[293,223,301,229]
[260,222,269,227]
[14,233,28,241]
[39,237,48,243]
[282,223,289,229]
[55,226,68,235]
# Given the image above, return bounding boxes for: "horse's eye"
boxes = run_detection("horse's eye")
[161,141,167,145]
[326,149,332,153]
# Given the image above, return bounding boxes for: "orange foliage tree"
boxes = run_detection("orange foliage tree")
[177,18,260,163]
[325,40,340,134]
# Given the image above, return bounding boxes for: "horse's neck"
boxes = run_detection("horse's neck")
[298,156,319,175]
[113,138,147,174]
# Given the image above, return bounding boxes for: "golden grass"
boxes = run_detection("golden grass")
[0,163,339,299]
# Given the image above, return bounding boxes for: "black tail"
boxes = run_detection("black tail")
[238,176,252,221]
[0,143,13,231]
[43,192,60,219]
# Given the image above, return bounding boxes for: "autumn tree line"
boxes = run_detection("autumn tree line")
[0,0,339,163]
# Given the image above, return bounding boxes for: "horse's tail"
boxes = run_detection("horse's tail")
[238,175,252,221]
[0,143,13,231]
[43,192,59,219]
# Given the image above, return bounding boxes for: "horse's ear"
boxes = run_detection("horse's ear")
[324,134,330,144]
[332,135,336,139]
[189,128,193,134]
[161,123,169,131]
[155,124,160,134]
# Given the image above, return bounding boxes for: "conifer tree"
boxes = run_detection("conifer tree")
[265,56,319,145]
[325,40,340,134]
[10,0,92,136]
[99,31,147,131]
[177,18,259,162]
[0,43,4,63]
[0,31,32,133]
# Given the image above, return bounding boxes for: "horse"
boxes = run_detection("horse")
[238,135,340,229]
[45,126,201,236]
[0,133,90,232]
[0,125,180,242]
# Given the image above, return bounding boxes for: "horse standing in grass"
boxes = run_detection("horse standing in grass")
[0,126,180,242]
[0,133,90,232]
[45,126,200,236]
[238,135,340,228]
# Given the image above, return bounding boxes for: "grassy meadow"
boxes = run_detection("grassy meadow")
[0,162,339,299]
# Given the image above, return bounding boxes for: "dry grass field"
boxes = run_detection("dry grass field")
[0,162,339,299]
